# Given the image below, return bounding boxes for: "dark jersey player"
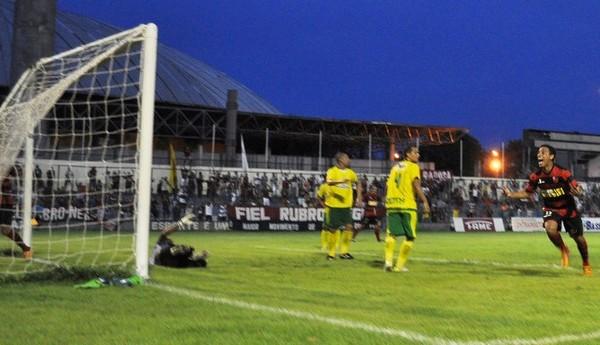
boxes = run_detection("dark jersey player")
[150,214,208,268]
[354,185,382,242]
[504,145,591,276]
[1,168,32,259]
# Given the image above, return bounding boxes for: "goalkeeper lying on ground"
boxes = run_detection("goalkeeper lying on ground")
[149,214,209,268]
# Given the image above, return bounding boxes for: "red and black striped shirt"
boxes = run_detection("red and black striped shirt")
[363,192,381,218]
[0,178,13,207]
[525,164,578,217]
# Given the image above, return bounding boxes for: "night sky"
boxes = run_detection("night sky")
[58,0,600,148]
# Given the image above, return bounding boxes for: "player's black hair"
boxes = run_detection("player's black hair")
[403,145,418,157]
[538,144,556,161]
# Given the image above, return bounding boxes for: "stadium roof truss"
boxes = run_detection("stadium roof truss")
[3,88,466,151]
[151,103,467,146]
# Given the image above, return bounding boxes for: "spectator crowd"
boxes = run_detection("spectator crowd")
[6,164,600,226]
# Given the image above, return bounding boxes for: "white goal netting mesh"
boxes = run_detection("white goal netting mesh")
[0,24,156,278]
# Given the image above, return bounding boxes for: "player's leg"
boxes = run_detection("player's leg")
[321,207,329,251]
[325,208,341,259]
[327,229,340,259]
[384,212,400,271]
[320,229,328,251]
[394,211,416,272]
[0,224,31,256]
[374,220,382,242]
[543,212,569,267]
[564,217,591,276]
[339,209,354,259]
[384,236,396,271]
[340,222,354,259]
[352,222,361,241]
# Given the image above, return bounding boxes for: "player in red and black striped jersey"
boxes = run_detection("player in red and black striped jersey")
[0,168,32,259]
[353,185,382,242]
[504,145,591,276]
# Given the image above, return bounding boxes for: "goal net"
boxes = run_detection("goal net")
[0,24,157,279]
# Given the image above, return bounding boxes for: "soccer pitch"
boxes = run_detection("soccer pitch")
[2,231,600,345]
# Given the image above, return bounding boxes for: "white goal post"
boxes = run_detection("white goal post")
[0,24,157,278]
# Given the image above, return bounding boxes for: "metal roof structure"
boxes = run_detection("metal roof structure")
[0,0,279,114]
[0,0,468,166]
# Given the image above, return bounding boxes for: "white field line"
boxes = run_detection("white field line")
[252,245,578,272]
[150,283,600,345]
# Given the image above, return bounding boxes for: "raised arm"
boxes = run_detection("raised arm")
[161,213,196,236]
[502,186,532,200]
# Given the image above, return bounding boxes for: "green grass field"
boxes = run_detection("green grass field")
[2,231,600,345]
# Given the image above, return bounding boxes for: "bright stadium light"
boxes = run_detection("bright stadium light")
[490,158,502,173]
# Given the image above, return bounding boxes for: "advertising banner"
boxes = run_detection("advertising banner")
[453,217,505,232]
[511,217,544,232]
[227,206,365,231]
[512,217,600,232]
[151,221,231,232]
[582,218,600,232]
[35,206,92,222]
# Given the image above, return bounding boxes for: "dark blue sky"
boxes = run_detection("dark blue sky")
[58,0,600,148]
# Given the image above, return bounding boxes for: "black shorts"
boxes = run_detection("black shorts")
[543,211,583,237]
[362,216,381,228]
[0,206,14,225]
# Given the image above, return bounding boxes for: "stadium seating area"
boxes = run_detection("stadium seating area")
[148,168,600,223]
[23,165,600,225]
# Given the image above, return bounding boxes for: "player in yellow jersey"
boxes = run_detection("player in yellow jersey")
[316,180,331,251]
[324,152,362,260]
[384,146,430,272]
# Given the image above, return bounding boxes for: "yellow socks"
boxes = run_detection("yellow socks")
[320,230,328,251]
[327,230,340,257]
[384,235,396,267]
[395,240,414,270]
[340,230,353,254]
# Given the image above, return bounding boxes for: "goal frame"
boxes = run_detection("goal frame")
[3,23,157,278]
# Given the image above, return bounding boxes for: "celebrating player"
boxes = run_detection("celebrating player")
[324,152,362,260]
[384,146,430,272]
[504,144,592,276]
[0,168,32,259]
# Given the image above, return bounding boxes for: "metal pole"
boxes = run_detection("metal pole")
[368,134,372,174]
[459,139,463,177]
[211,124,216,169]
[318,131,322,171]
[501,141,505,179]
[265,128,269,169]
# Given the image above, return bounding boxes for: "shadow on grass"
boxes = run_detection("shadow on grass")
[369,260,386,268]
[486,266,563,277]
[367,259,563,277]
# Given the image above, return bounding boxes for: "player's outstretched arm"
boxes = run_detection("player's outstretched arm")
[503,186,531,199]
[162,213,197,236]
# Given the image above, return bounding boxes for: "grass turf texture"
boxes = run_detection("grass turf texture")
[1,231,600,345]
